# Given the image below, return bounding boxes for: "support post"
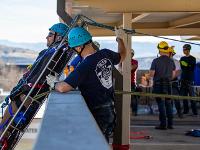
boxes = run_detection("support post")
[113,13,132,150]
[121,12,132,147]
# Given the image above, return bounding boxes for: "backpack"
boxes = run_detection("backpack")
[185,129,200,137]
[194,62,200,86]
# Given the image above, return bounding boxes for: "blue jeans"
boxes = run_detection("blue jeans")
[131,84,139,115]
[180,80,197,115]
[153,81,173,127]
[171,81,182,115]
[91,105,116,142]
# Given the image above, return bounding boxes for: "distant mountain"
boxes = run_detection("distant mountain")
[0,39,46,51]
[0,44,38,64]
[0,39,200,69]
[1,38,200,58]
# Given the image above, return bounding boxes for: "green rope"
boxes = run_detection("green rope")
[33,91,50,100]
[115,90,200,101]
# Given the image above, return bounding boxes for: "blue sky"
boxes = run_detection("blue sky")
[0,0,199,58]
[0,0,58,42]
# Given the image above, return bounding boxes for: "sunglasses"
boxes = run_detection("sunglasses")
[47,32,55,37]
[157,45,169,50]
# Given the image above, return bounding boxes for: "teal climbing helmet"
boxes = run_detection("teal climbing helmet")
[49,23,69,37]
[68,27,92,48]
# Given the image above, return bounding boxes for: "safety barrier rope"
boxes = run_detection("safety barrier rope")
[115,90,200,101]
[134,31,200,46]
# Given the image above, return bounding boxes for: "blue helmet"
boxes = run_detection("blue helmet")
[49,23,69,37]
[68,27,92,48]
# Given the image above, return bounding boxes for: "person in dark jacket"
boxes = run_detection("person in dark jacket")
[0,23,70,145]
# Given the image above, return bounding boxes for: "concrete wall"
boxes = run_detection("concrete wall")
[34,91,110,150]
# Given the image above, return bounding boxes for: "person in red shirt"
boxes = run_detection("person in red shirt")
[131,49,139,115]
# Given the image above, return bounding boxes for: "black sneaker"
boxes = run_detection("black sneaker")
[167,126,174,129]
[155,126,167,130]
[178,113,183,119]
[191,114,198,118]
[183,111,189,114]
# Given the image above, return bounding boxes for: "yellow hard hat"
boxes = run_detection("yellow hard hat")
[170,46,176,55]
[157,41,171,53]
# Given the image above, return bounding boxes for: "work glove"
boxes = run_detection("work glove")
[115,27,125,40]
[27,64,32,70]
[46,74,58,90]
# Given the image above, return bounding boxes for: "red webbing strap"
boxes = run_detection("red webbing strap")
[130,130,152,139]
[112,144,130,150]
[1,138,8,150]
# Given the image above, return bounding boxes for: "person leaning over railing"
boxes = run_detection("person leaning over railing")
[46,26,127,142]
[149,41,176,130]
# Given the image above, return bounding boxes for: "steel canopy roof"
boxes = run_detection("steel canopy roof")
[63,0,200,37]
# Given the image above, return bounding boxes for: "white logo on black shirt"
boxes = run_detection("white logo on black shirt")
[95,58,112,89]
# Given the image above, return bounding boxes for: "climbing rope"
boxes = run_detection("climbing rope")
[79,14,200,47]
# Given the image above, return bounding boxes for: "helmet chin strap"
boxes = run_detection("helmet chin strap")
[74,40,92,57]
[78,45,86,57]
[74,43,86,58]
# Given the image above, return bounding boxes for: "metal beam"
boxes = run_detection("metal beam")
[132,22,169,29]
[185,36,200,40]
[116,14,141,27]
[169,14,200,28]
[132,13,150,22]
[74,0,200,13]
[57,0,73,25]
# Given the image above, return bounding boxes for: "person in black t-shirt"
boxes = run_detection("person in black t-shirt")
[180,44,197,115]
[150,41,176,130]
[46,27,127,142]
